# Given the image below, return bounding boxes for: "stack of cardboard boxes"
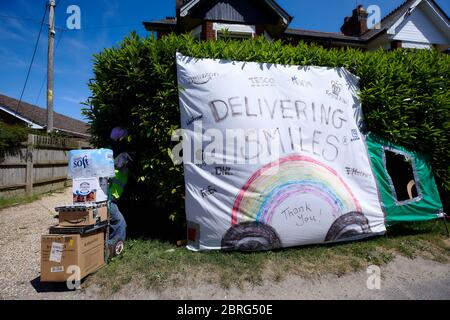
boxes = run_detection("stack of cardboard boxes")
[40,149,115,283]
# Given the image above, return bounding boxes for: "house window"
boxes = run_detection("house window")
[190,25,202,40]
[213,23,255,40]
[216,31,253,40]
[383,148,420,202]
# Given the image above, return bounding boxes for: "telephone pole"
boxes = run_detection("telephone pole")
[46,0,55,133]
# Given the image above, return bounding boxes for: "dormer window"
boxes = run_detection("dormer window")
[213,23,255,40]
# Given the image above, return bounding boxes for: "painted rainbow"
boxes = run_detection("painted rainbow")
[231,154,361,225]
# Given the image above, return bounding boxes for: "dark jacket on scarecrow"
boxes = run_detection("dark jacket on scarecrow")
[107,127,130,249]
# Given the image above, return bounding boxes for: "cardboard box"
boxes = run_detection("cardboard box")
[72,177,108,203]
[56,204,108,227]
[41,230,105,282]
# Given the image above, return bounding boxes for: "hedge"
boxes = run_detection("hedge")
[0,121,31,159]
[83,33,450,234]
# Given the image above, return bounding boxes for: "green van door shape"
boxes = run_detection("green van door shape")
[366,133,444,226]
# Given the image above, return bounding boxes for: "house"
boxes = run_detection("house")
[0,93,90,140]
[143,0,450,52]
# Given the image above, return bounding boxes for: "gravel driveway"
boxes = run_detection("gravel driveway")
[1,188,449,300]
[0,188,90,299]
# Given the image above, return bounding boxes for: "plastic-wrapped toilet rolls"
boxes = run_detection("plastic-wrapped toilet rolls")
[68,148,115,178]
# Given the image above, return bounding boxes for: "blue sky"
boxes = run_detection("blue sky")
[1,0,449,122]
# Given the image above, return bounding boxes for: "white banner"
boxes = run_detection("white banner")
[176,53,385,251]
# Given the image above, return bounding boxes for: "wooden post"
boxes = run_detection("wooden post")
[47,0,56,133]
[25,134,34,196]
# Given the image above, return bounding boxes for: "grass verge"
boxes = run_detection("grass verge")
[0,187,67,210]
[91,219,450,295]
[0,195,41,210]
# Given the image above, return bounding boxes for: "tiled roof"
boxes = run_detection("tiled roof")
[285,29,362,42]
[361,0,416,40]
[146,1,418,43]
[143,18,177,31]
[0,94,90,137]
[150,18,177,25]
[145,0,448,46]
[287,0,419,43]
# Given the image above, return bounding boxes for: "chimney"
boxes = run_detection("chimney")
[340,5,369,36]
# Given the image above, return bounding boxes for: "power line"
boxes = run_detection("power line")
[16,3,48,114]
[59,23,143,32]
[16,0,143,111]
[1,14,143,32]
[0,14,44,25]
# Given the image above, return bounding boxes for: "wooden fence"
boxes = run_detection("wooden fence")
[0,134,91,199]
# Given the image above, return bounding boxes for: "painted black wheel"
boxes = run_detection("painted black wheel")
[109,240,124,257]
[221,221,281,251]
[325,211,371,242]
[114,240,124,256]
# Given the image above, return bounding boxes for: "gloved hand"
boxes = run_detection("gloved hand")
[114,152,132,169]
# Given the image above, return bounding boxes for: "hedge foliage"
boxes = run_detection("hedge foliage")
[83,33,450,226]
[0,121,30,158]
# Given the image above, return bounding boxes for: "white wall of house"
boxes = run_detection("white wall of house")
[367,0,450,51]
[392,3,448,45]
[401,41,432,49]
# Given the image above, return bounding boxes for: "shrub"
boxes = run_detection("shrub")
[83,33,450,234]
[0,121,30,158]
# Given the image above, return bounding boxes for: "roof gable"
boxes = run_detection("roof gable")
[393,2,450,43]
[143,0,449,49]
[180,0,292,25]
[191,0,277,24]
[363,0,450,40]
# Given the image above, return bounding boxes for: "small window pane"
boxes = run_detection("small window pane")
[217,31,252,40]
[384,150,418,201]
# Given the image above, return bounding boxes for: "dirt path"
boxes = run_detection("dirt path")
[108,255,449,300]
[1,188,449,300]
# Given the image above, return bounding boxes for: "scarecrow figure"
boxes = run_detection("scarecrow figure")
[107,127,131,257]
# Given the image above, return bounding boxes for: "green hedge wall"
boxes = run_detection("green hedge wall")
[83,33,450,228]
[0,122,30,158]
